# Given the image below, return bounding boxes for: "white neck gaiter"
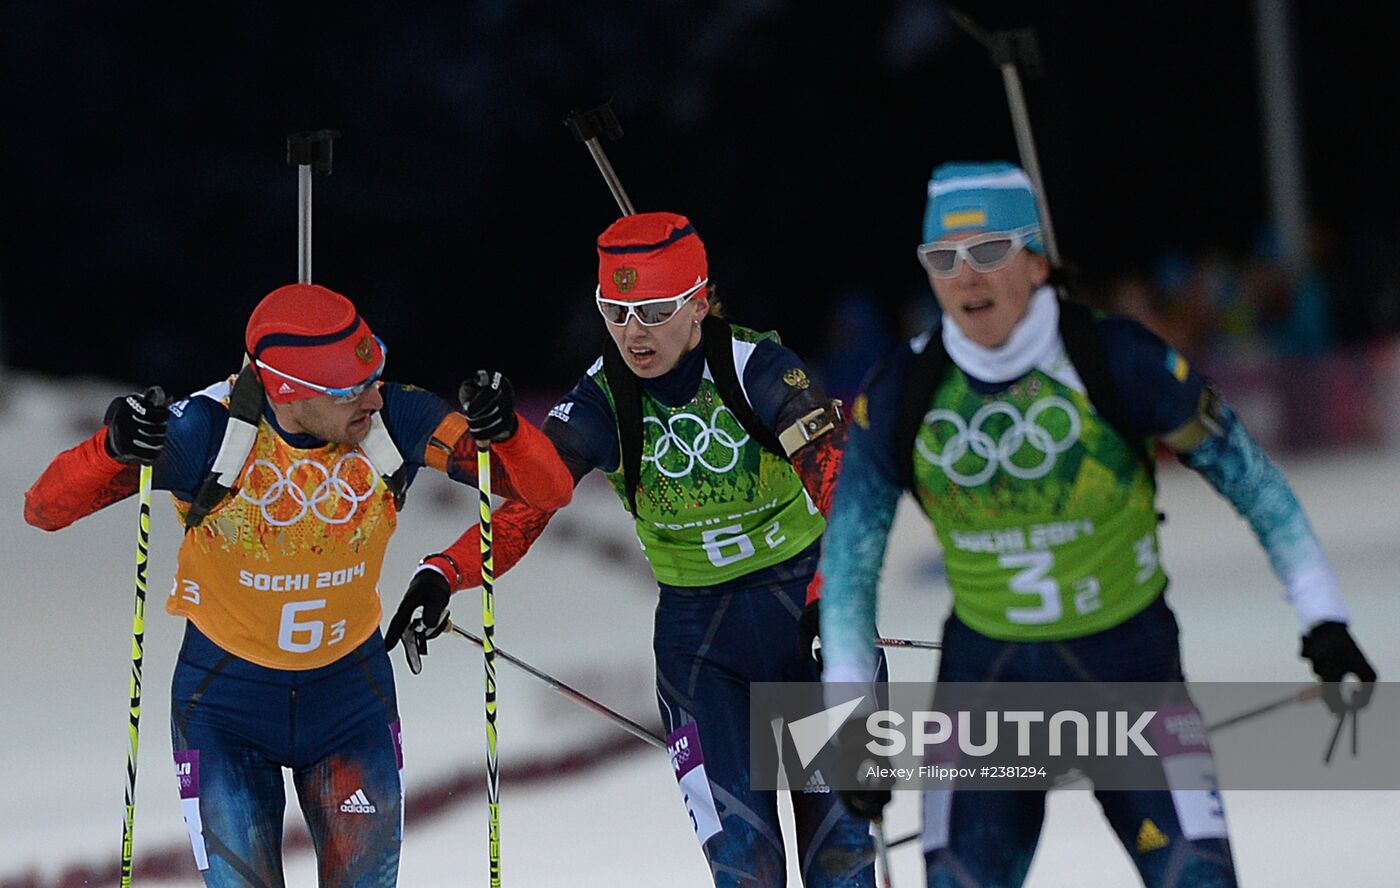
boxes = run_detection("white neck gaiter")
[941,285,1060,384]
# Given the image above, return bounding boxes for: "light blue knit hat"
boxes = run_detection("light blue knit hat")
[922,161,1044,252]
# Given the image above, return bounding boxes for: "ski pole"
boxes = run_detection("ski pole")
[946,11,1063,268]
[564,100,637,217]
[447,622,936,746]
[285,129,340,283]
[872,818,895,888]
[478,444,501,887]
[883,683,1327,850]
[119,389,165,887]
[876,636,941,652]
[447,622,666,750]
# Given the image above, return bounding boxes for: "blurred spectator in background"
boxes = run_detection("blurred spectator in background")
[814,288,897,402]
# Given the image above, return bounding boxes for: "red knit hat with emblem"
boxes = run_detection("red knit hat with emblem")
[596,212,708,301]
[245,283,384,403]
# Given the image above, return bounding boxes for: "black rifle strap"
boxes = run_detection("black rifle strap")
[1055,300,1156,483]
[701,316,787,460]
[184,364,265,530]
[602,340,645,514]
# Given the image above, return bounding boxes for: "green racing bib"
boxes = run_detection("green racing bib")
[912,357,1167,641]
[592,328,825,586]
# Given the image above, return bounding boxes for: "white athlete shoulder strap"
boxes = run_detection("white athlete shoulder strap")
[183,365,407,530]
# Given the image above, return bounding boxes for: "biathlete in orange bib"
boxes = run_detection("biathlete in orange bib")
[25,282,573,887]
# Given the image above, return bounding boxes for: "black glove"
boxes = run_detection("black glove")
[385,569,452,675]
[459,370,518,444]
[798,599,822,667]
[833,719,894,822]
[1301,621,1377,714]
[103,386,169,464]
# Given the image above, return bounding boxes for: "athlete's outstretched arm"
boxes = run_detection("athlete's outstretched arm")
[427,411,573,511]
[1167,389,1348,631]
[25,388,200,530]
[420,499,560,591]
[416,413,597,592]
[24,426,140,531]
[817,421,901,687]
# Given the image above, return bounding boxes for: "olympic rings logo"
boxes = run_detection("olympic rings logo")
[238,453,379,526]
[643,407,751,479]
[915,396,1081,487]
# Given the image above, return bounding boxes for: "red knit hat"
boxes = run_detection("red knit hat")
[596,212,708,301]
[245,283,384,403]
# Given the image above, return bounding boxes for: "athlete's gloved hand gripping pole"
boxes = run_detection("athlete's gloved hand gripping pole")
[109,385,169,888]
[384,370,520,670]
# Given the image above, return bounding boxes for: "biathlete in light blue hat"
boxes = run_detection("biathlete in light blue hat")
[914,160,1052,350]
[921,160,1045,252]
[815,157,1375,888]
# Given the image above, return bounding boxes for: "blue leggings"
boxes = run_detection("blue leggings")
[169,624,402,887]
[923,596,1237,888]
[655,543,878,888]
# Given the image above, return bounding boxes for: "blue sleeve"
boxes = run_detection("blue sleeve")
[1097,316,1205,436]
[740,339,831,433]
[845,345,915,490]
[816,346,911,686]
[540,370,618,479]
[154,393,226,502]
[380,382,457,489]
[1177,399,1347,631]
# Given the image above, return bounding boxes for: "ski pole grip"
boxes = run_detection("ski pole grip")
[286,129,342,174]
[564,100,624,144]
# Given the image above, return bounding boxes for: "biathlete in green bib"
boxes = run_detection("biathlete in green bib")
[407,212,880,888]
[816,162,1376,888]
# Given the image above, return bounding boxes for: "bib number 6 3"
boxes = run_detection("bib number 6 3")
[278,599,347,653]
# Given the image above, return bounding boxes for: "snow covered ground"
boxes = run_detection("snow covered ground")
[2,374,1396,886]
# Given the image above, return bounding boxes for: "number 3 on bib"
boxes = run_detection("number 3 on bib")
[1000,552,1103,625]
[1002,552,1061,624]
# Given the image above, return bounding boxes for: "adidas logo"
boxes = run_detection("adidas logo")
[548,401,574,423]
[1136,818,1169,853]
[278,382,295,395]
[802,769,830,794]
[340,789,377,814]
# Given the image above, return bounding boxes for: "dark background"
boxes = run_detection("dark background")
[3,1,1398,401]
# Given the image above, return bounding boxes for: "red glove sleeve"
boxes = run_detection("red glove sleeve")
[790,426,846,605]
[433,414,573,511]
[24,427,140,531]
[424,499,558,591]
[790,425,846,520]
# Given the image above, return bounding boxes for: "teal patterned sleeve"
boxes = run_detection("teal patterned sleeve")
[1177,398,1348,631]
[818,412,902,685]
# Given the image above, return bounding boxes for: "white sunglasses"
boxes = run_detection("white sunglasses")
[253,337,387,403]
[916,226,1040,277]
[595,278,709,327]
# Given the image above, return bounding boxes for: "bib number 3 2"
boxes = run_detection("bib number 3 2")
[1000,551,1104,625]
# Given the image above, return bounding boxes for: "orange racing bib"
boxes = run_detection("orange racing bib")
[168,419,396,669]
